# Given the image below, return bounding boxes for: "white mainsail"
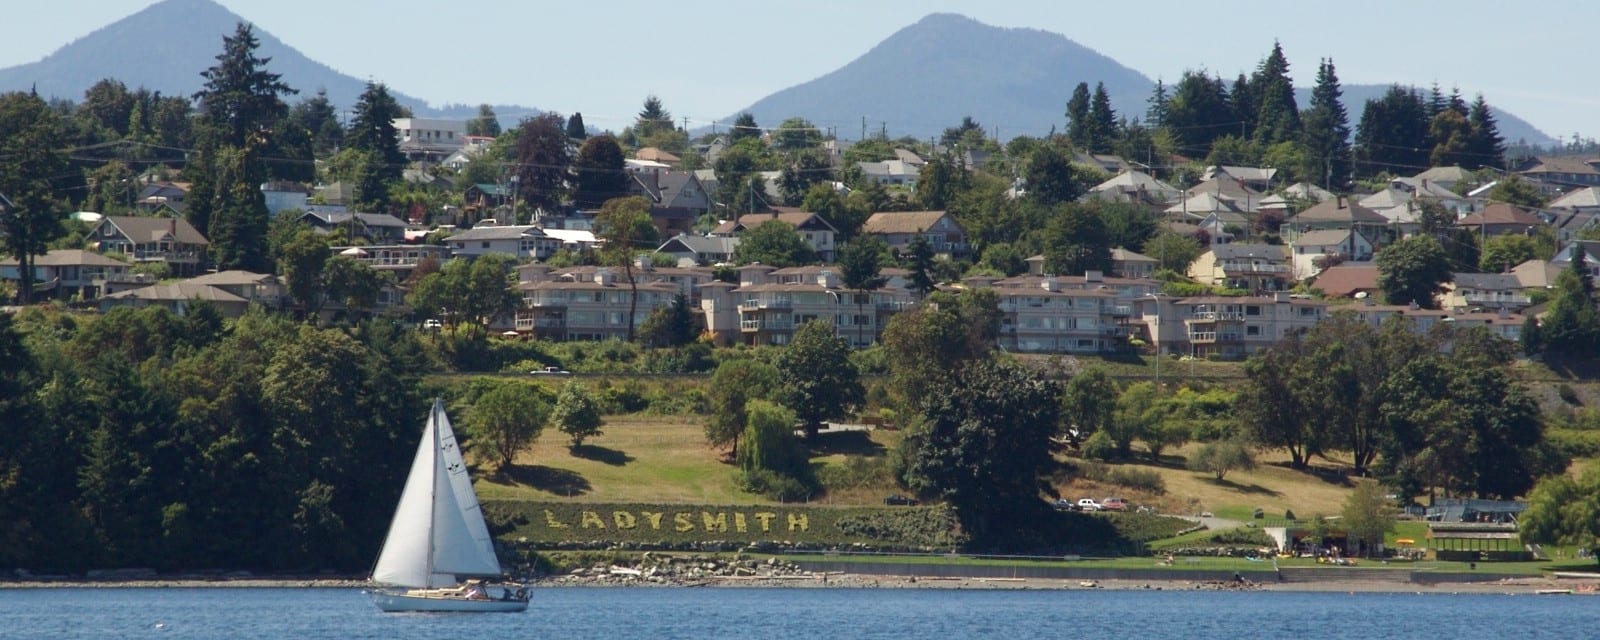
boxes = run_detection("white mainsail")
[372,400,504,588]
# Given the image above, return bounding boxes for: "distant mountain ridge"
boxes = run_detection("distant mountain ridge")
[0,0,534,120]
[728,13,1557,147]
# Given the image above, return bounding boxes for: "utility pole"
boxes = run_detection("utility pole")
[860,116,867,142]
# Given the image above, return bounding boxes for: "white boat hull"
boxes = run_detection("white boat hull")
[370,588,529,613]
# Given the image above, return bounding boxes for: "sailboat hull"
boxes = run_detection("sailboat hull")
[370,589,529,613]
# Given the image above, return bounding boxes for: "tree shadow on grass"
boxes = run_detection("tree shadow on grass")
[1265,461,1353,487]
[500,465,591,497]
[1204,476,1283,496]
[805,430,887,457]
[569,444,633,467]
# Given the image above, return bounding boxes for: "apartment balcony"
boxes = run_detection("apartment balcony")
[525,299,568,308]
[1107,305,1133,317]
[1220,262,1289,275]
[1462,292,1531,306]
[1187,311,1246,322]
[1188,331,1243,344]
[740,319,795,332]
[131,249,203,263]
[739,300,792,311]
[875,301,913,312]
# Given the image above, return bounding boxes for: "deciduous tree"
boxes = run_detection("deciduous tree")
[777,320,864,439]
[552,382,604,449]
[1376,235,1452,308]
[467,382,549,470]
[594,196,659,341]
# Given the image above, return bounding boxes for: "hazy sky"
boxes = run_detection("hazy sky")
[7,1,1598,140]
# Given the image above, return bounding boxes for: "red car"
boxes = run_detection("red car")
[1100,497,1129,511]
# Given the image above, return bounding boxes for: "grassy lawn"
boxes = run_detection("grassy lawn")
[1058,446,1358,520]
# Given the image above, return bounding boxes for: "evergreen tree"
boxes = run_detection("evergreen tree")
[193,23,296,149]
[206,141,273,272]
[290,90,343,157]
[1354,86,1432,179]
[571,134,628,209]
[1024,144,1084,206]
[1540,246,1600,356]
[1145,79,1170,128]
[0,92,69,304]
[905,234,936,297]
[1251,42,1301,146]
[838,237,886,347]
[1065,82,1091,150]
[1467,94,1506,170]
[565,112,586,139]
[636,95,670,139]
[1230,73,1255,142]
[729,112,760,145]
[1300,58,1353,190]
[343,81,407,207]
[1165,70,1234,155]
[466,104,501,137]
[1087,82,1118,154]
[513,113,573,214]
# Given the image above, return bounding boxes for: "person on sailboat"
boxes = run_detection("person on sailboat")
[465,582,488,600]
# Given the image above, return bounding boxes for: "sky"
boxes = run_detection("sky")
[6,0,1599,141]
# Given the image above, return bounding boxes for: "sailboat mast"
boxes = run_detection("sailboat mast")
[425,399,440,587]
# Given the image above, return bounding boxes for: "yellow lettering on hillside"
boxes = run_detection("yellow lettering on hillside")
[701,512,728,533]
[787,513,809,532]
[674,512,694,532]
[734,512,748,533]
[641,511,663,530]
[613,511,637,529]
[544,510,571,529]
[754,512,777,532]
[580,511,606,529]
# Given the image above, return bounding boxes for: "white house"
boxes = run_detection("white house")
[446,225,560,261]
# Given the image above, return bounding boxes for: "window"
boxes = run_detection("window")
[1246,325,1261,336]
[1246,305,1261,316]
[481,241,490,249]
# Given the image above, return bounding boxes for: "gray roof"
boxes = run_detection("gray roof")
[0,249,128,268]
[185,270,276,287]
[1210,244,1288,261]
[658,234,740,255]
[101,215,209,245]
[1290,199,1388,225]
[104,283,246,303]
[1451,273,1523,291]
[1293,229,1362,247]
[300,211,408,228]
[446,225,547,241]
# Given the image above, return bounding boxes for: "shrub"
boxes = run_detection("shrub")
[1187,439,1256,480]
[1081,430,1117,462]
[1558,383,1582,406]
[1207,527,1274,546]
[737,469,813,502]
[1106,468,1167,495]
[815,455,893,492]
[1547,428,1600,458]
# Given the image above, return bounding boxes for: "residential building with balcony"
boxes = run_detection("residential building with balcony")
[520,263,715,303]
[860,210,969,258]
[332,244,450,281]
[392,118,468,161]
[1442,273,1532,312]
[711,211,838,262]
[1187,243,1292,292]
[298,211,409,244]
[702,264,914,347]
[85,215,210,276]
[1289,229,1375,279]
[0,249,131,301]
[446,225,560,261]
[1280,197,1390,245]
[1145,293,1328,359]
[513,268,682,341]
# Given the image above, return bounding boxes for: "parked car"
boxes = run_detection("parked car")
[884,494,919,506]
[421,319,442,330]
[530,366,571,375]
[1076,498,1102,512]
[1100,497,1129,511]
[1053,498,1076,511]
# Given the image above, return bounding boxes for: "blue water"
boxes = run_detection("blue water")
[0,587,1595,639]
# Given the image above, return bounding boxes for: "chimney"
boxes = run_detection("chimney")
[1085,270,1103,283]
[596,268,615,286]
[1041,277,1059,292]
[819,269,840,288]
[1273,291,1290,303]
[1336,195,1346,209]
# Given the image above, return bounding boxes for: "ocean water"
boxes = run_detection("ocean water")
[0,586,1595,639]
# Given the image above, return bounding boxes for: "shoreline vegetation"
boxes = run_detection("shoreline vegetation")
[2,573,1596,596]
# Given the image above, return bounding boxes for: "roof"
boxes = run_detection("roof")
[1277,181,1335,202]
[1455,203,1544,228]
[1311,263,1380,298]
[1522,156,1600,176]
[446,225,546,241]
[0,249,128,268]
[185,270,276,287]
[101,215,209,245]
[1549,187,1600,210]
[1203,165,1278,183]
[1293,229,1361,247]
[1412,166,1476,183]
[1178,294,1327,306]
[658,234,740,255]
[1184,177,1262,203]
[635,147,681,163]
[1511,259,1562,289]
[1167,192,1243,216]
[1358,187,1412,211]
[471,183,510,197]
[1289,199,1389,225]
[1209,243,1288,261]
[1451,272,1523,291]
[541,229,597,245]
[1111,247,1157,263]
[103,283,247,303]
[300,211,409,228]
[861,210,956,235]
[714,212,837,236]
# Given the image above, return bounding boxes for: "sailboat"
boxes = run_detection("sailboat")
[369,399,529,613]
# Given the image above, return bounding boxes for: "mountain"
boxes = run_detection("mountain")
[729,14,1155,141]
[0,0,516,119]
[730,14,1557,147]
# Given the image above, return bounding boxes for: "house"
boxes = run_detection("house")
[656,233,741,266]
[1147,292,1327,359]
[1454,203,1545,237]
[1289,229,1374,279]
[636,147,681,164]
[1110,247,1159,279]
[314,182,354,208]
[1258,182,1335,216]
[701,264,914,348]
[1166,192,1245,222]
[446,225,560,261]
[332,244,450,280]
[1075,152,1135,175]
[512,268,691,341]
[541,228,599,254]
[134,182,189,216]
[631,171,712,237]
[1084,170,1181,210]
[1518,156,1600,189]
[1510,258,1562,290]
[1181,176,1264,213]
[1281,197,1389,245]
[1345,303,1525,343]
[1202,165,1277,192]
[1187,243,1292,292]
[860,210,968,258]
[392,118,467,161]
[465,183,512,212]
[1548,240,1600,278]
[711,211,838,261]
[856,159,920,187]
[0,249,133,300]
[184,270,285,308]
[261,181,310,216]
[1549,187,1600,214]
[297,211,409,244]
[1308,263,1380,299]
[85,215,210,276]
[99,282,251,317]
[1410,166,1476,192]
[523,263,715,302]
[1388,177,1472,214]
[1443,273,1531,312]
